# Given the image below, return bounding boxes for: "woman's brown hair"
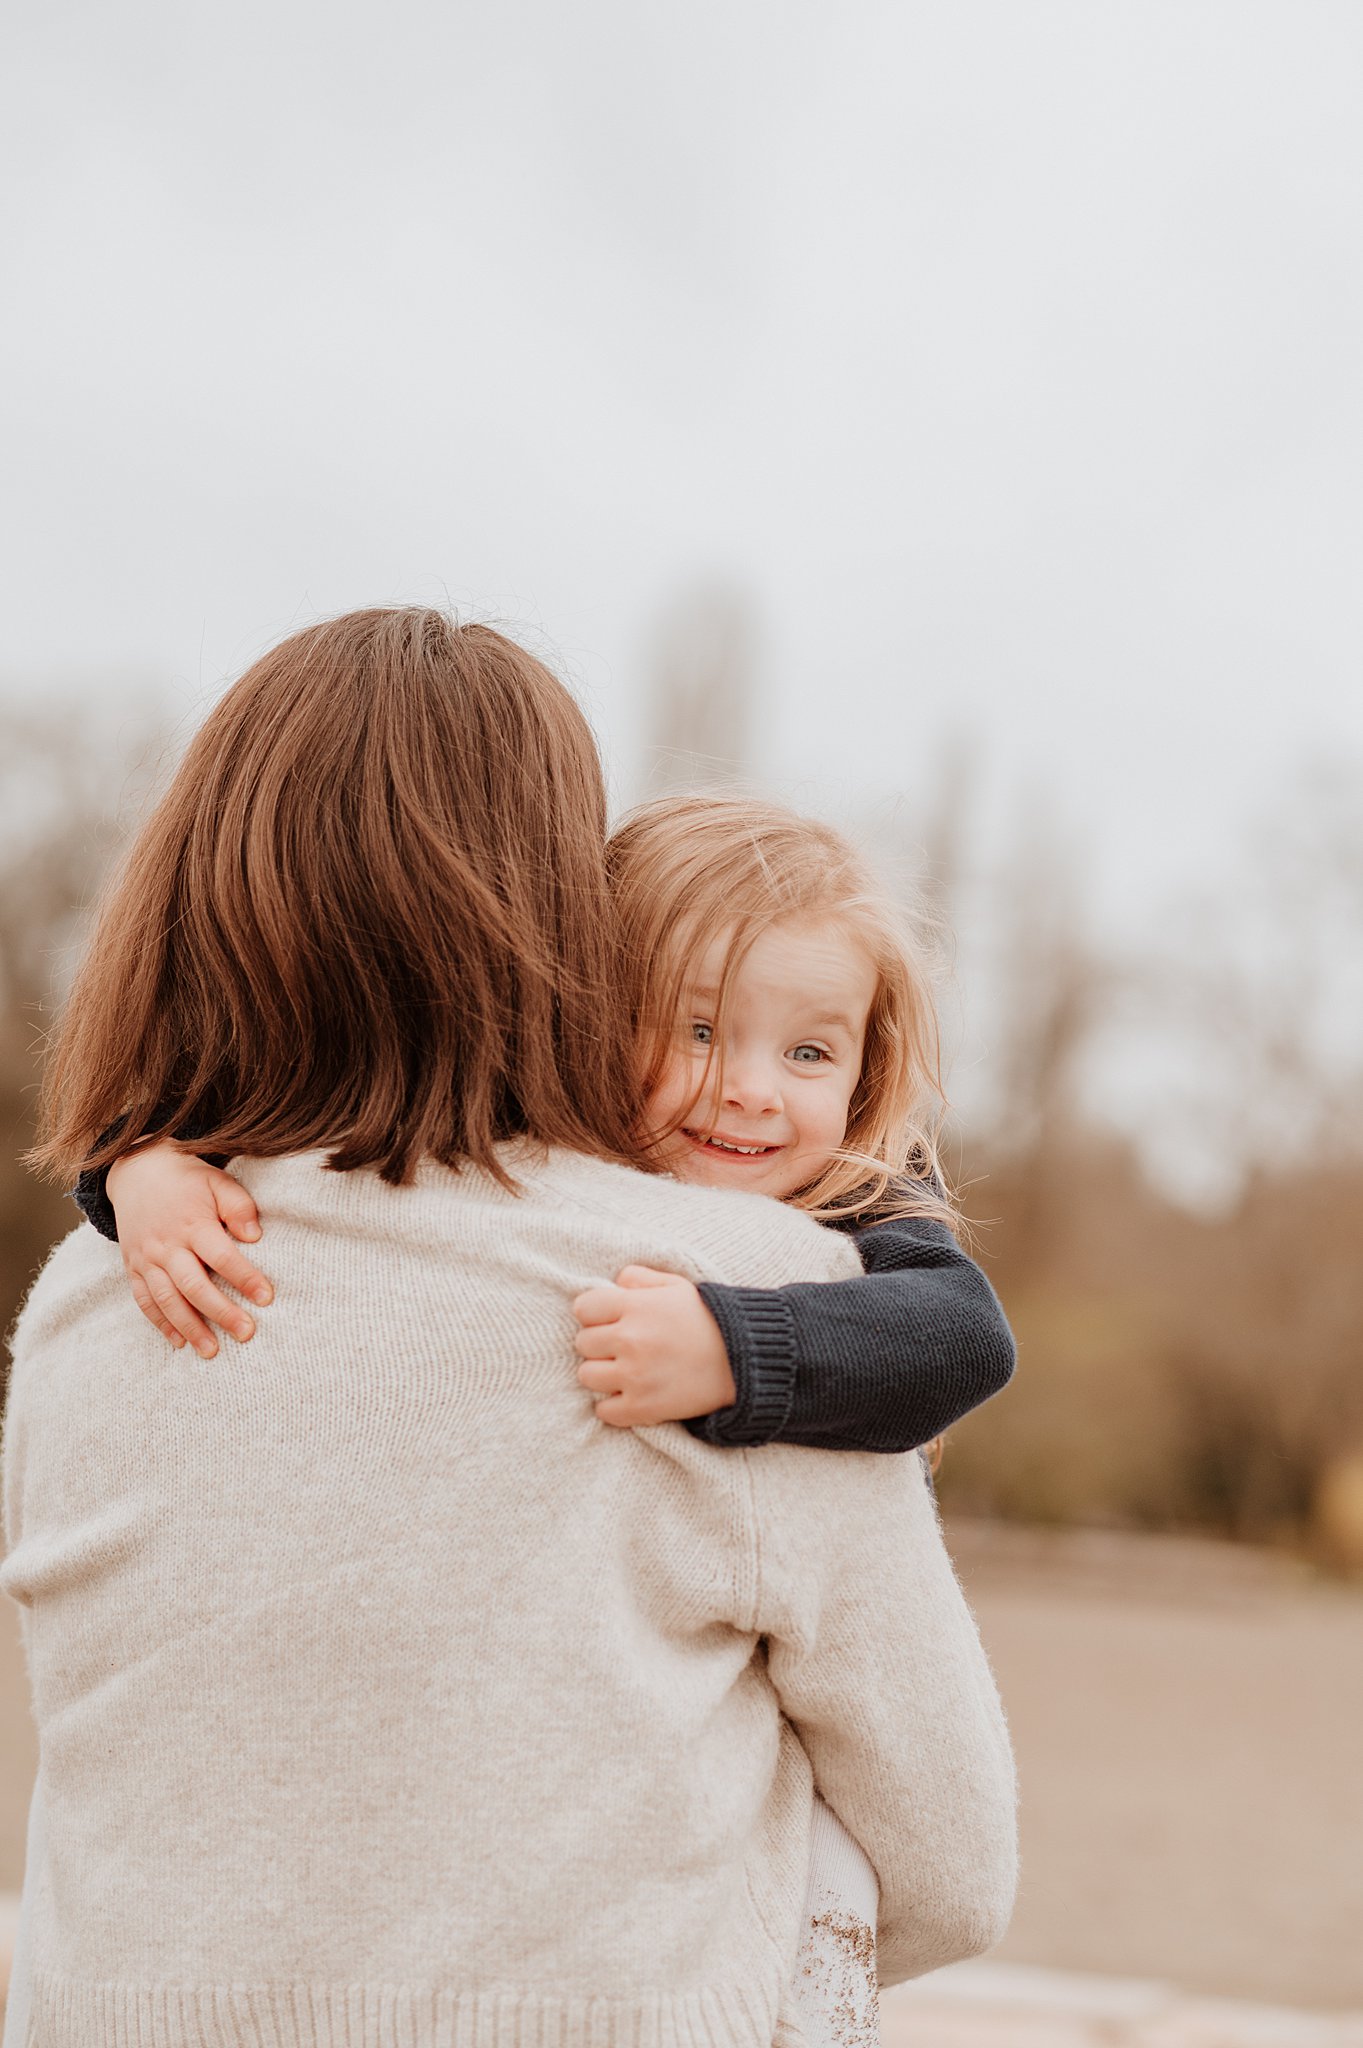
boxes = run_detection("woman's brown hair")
[606,793,958,1232]
[32,607,644,1187]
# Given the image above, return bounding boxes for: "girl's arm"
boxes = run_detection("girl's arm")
[691,1209,1015,1451]
[572,1208,1014,1448]
[73,1145,271,1358]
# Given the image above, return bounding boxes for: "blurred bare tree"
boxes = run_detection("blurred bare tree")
[938,763,1363,1560]
[0,699,164,1396]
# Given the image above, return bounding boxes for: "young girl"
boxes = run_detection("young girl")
[77,793,1015,2044]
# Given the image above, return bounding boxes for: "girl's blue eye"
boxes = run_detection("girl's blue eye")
[790,1044,827,1064]
[690,1021,714,1046]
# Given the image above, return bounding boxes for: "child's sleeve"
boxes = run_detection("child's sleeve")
[684,1209,1015,1452]
[72,1159,120,1242]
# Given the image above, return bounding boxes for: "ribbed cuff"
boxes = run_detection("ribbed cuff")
[71,1163,119,1243]
[684,1285,800,1447]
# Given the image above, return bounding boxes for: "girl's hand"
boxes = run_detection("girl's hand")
[571,1265,737,1428]
[105,1145,272,1360]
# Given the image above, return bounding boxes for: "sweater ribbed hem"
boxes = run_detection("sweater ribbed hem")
[30,1973,779,2048]
[688,1286,800,1447]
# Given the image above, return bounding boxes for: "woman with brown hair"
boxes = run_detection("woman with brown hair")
[29,606,643,1195]
[3,608,1015,2048]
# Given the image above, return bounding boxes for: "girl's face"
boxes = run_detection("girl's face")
[645,915,877,1203]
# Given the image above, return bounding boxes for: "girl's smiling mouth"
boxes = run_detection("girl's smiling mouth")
[682,1127,784,1158]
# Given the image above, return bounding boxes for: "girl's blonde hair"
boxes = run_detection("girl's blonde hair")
[607,793,958,1232]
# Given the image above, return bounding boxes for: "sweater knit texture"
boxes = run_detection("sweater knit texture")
[4,1147,1016,2048]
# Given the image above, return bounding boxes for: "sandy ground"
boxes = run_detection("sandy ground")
[944,1523,1363,2012]
[2,1521,1361,2028]
[883,1962,1363,2047]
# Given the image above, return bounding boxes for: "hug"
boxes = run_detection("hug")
[2,607,1017,2048]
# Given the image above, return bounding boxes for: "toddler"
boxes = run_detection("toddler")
[78,794,1015,2045]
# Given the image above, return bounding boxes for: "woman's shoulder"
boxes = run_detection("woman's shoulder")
[532,1150,863,1290]
[12,1221,120,1343]
[6,1222,125,1417]
[208,1147,862,1291]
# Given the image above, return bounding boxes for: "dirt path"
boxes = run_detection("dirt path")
[884,1962,1363,2047]
[947,1522,1363,2011]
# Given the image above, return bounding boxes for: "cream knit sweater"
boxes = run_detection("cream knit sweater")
[2,1147,1016,2048]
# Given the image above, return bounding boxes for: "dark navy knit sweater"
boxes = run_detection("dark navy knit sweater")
[73,1163,1014,1455]
[693,1204,1014,1450]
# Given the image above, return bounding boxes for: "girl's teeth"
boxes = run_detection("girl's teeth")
[704,1136,769,1154]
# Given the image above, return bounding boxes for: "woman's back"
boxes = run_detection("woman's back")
[4,1146,1014,2047]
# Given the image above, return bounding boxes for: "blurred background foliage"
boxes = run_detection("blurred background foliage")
[931,778,1363,1559]
[3,628,1362,1567]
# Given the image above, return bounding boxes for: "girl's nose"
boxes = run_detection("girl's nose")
[722,1063,783,1116]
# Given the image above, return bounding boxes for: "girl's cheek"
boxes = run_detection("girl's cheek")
[642,1055,710,1134]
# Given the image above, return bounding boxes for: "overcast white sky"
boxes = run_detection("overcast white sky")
[4,0,1361,940]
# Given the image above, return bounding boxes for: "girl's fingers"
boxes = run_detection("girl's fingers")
[591,1394,634,1429]
[187,1224,273,1305]
[573,1325,621,1360]
[164,1249,256,1343]
[570,1285,624,1328]
[210,1170,263,1244]
[576,1359,622,1394]
[128,1273,187,1349]
[144,1266,219,1358]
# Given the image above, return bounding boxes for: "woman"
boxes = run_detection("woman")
[2,608,1015,2048]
